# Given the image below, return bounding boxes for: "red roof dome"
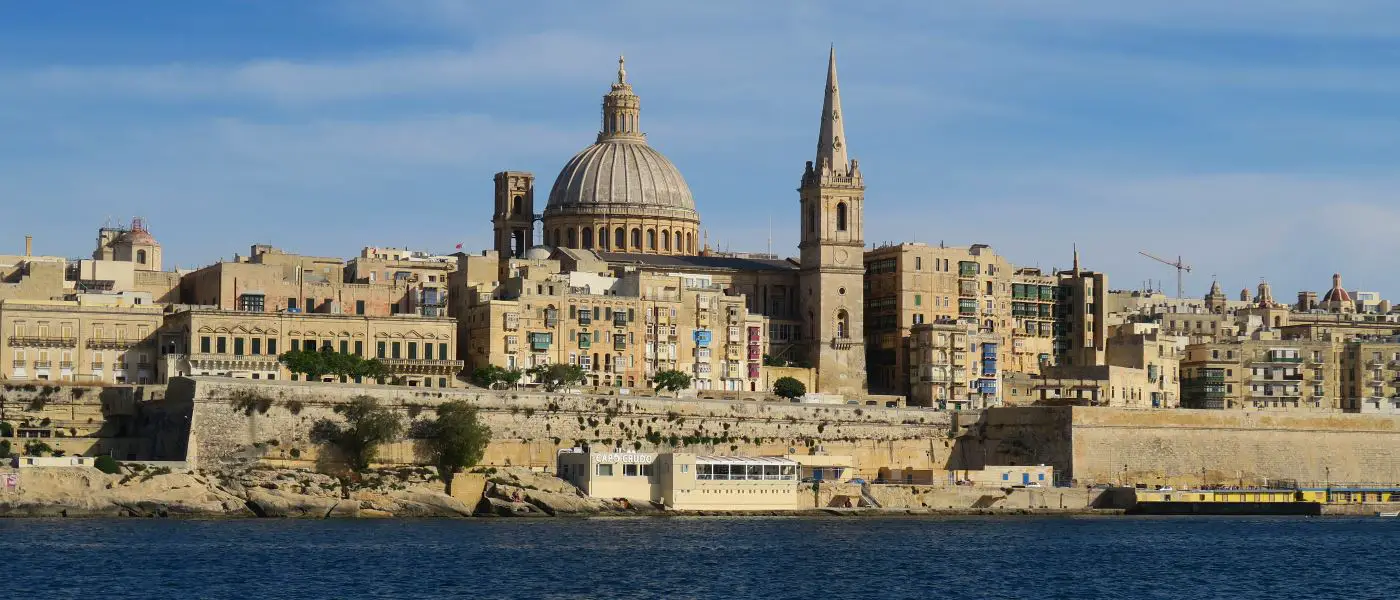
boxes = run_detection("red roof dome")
[1321,273,1351,303]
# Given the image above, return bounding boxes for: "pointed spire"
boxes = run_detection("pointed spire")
[617,55,627,85]
[815,45,849,177]
[1072,243,1080,275]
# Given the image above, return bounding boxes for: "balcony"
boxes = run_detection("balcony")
[380,358,465,374]
[34,361,52,368]
[86,338,139,350]
[188,353,280,370]
[9,336,77,348]
[11,360,23,368]
[1283,373,1304,381]
[91,362,103,370]
[1259,356,1303,364]
[830,337,855,350]
[59,361,74,369]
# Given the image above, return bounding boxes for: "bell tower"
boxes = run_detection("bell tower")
[493,171,535,258]
[798,46,866,396]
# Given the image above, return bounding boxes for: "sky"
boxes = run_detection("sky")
[2,1,1400,299]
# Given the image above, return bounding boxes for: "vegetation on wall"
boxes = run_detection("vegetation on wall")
[309,395,404,472]
[411,401,491,495]
[94,455,120,474]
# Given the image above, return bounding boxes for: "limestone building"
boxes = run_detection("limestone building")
[1179,335,1340,411]
[468,49,866,396]
[0,298,164,384]
[157,307,461,387]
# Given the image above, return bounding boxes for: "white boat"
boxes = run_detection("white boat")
[1377,511,1399,517]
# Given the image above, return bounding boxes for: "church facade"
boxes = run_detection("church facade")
[470,49,868,396]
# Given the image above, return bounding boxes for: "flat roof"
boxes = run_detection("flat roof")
[696,456,797,466]
[599,252,798,273]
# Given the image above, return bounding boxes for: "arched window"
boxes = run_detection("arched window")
[647,229,656,250]
[615,227,626,249]
[581,228,594,250]
[553,229,561,247]
[566,228,577,248]
[597,227,607,250]
[592,352,600,371]
[835,310,849,339]
[631,228,642,249]
[662,230,671,251]
[685,232,693,253]
[512,195,523,216]
[806,203,816,234]
[836,202,848,231]
[136,249,147,264]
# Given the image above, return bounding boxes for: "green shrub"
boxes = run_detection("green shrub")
[93,455,120,474]
[0,422,12,437]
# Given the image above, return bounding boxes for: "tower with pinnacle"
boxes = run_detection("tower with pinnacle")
[799,47,866,395]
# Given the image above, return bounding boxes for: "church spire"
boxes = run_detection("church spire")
[599,54,643,142]
[815,45,850,177]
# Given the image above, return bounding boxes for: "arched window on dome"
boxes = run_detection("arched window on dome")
[597,227,608,250]
[581,228,594,250]
[647,229,656,251]
[553,229,561,248]
[566,229,577,248]
[136,249,147,265]
[685,232,693,254]
[836,310,850,339]
[662,230,671,252]
[615,228,625,249]
[631,228,641,249]
[836,202,848,232]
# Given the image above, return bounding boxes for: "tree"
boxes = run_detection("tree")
[416,401,492,495]
[498,368,524,389]
[280,348,332,380]
[475,366,525,390]
[652,369,692,396]
[309,395,404,472]
[352,358,391,384]
[773,376,807,401]
[527,363,586,392]
[94,455,120,474]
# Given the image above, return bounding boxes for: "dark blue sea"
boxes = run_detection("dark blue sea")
[2,516,1394,599]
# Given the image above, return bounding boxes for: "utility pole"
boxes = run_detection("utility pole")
[1139,250,1192,299]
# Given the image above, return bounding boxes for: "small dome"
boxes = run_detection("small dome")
[524,246,553,260]
[545,139,697,221]
[1321,273,1352,304]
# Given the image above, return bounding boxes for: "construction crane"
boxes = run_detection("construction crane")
[1139,250,1192,298]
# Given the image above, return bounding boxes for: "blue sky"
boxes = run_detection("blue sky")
[3,1,1400,299]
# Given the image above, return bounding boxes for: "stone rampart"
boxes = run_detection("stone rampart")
[953,406,1400,487]
[171,377,956,474]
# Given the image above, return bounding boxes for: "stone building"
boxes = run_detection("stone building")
[467,49,864,396]
[908,321,969,408]
[157,307,461,387]
[181,244,445,317]
[1179,335,1340,411]
[1340,336,1400,414]
[459,251,767,391]
[0,298,164,384]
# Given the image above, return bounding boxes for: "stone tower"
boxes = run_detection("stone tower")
[798,47,866,396]
[1205,279,1227,314]
[493,171,535,258]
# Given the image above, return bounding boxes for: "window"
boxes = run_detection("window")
[355,300,365,315]
[596,464,614,476]
[136,249,147,264]
[238,294,265,312]
[566,228,577,248]
[915,295,922,306]
[354,341,363,356]
[582,227,594,250]
[624,464,639,477]
[305,298,315,313]
[233,338,245,356]
[268,339,277,354]
[340,340,349,354]
[392,342,401,359]
[377,342,387,358]
[836,202,848,231]
[251,338,262,355]
[662,230,671,251]
[425,343,434,360]
[915,257,922,271]
[440,343,447,358]
[647,229,656,250]
[806,203,816,233]
[408,342,418,360]
[216,337,227,353]
[835,310,849,339]
[287,298,298,311]
[631,228,641,249]
[199,336,211,353]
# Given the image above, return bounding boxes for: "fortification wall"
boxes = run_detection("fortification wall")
[173,378,956,474]
[954,406,1400,487]
[1069,407,1400,487]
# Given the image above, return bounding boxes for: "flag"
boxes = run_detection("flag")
[455,243,463,250]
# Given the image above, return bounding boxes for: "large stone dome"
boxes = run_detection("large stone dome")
[539,56,701,256]
[545,139,697,221]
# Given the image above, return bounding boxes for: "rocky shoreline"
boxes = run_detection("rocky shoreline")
[0,465,1123,519]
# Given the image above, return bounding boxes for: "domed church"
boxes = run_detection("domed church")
[491,57,700,258]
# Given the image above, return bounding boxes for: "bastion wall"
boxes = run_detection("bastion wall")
[166,377,956,474]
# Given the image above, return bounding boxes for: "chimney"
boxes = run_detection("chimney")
[24,235,32,257]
